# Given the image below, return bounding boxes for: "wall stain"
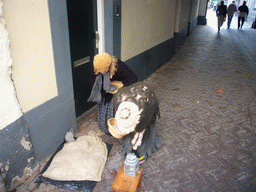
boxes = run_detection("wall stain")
[4,161,9,173]
[10,167,32,191]
[20,137,32,151]
[27,157,34,163]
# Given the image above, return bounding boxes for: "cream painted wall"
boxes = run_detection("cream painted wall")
[190,0,200,21]
[121,0,176,61]
[179,0,191,30]
[174,0,181,32]
[0,0,22,130]
[176,0,200,31]
[3,0,58,113]
[198,0,208,16]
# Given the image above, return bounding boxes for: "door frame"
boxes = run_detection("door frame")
[97,0,105,53]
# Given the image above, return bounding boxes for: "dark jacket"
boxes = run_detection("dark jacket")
[110,59,138,87]
[93,59,138,103]
[216,4,227,16]
[238,5,249,15]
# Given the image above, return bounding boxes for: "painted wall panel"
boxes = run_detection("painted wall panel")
[121,0,176,61]
[27,0,77,161]
[190,0,200,21]
[198,0,208,16]
[25,98,76,161]
[0,117,36,190]
[2,0,77,164]
[0,0,22,130]
[3,0,58,113]
[179,0,191,30]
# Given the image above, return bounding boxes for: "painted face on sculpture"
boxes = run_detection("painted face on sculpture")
[115,101,143,135]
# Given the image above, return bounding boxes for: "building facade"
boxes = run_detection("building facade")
[0,0,208,190]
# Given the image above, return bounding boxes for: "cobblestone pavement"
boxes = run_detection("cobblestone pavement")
[17,15,256,192]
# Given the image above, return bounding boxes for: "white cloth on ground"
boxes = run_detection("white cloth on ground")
[42,131,107,181]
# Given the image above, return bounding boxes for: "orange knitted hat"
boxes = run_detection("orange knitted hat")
[93,53,112,70]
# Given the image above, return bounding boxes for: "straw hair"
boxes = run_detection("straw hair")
[94,53,118,78]
[93,53,111,71]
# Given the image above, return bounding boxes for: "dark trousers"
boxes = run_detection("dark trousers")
[238,17,245,29]
[227,15,233,28]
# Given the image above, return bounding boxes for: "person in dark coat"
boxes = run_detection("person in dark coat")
[87,53,138,134]
[216,1,227,33]
[252,16,256,29]
[227,1,237,28]
[238,1,249,29]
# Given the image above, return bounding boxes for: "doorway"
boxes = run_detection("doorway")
[66,0,97,117]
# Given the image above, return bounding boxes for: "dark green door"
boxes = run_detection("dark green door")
[66,0,97,117]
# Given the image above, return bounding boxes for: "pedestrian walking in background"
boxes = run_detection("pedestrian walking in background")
[252,16,256,29]
[216,1,227,33]
[227,1,237,28]
[238,1,249,29]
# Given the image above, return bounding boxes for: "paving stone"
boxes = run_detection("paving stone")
[15,15,256,192]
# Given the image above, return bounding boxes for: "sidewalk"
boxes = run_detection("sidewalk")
[206,8,256,76]
[92,20,256,192]
[17,16,256,192]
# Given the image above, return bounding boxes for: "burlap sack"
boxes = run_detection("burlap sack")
[42,131,107,181]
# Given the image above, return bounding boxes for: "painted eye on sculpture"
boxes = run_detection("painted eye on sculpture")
[120,108,131,119]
